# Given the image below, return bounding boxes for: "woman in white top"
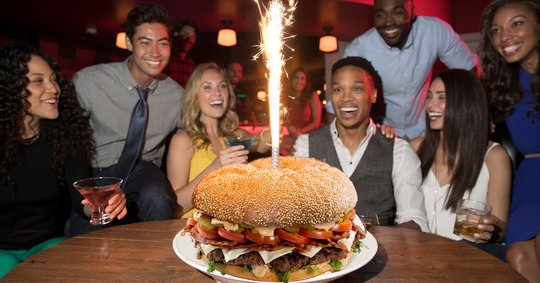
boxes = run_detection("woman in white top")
[410,69,511,259]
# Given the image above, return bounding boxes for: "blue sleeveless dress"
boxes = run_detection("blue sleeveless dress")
[505,68,540,246]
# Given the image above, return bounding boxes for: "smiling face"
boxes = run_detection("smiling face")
[292,70,307,93]
[198,68,230,121]
[426,78,446,131]
[331,66,377,130]
[490,3,539,72]
[373,0,414,49]
[127,22,171,86]
[227,63,243,86]
[179,25,196,52]
[24,55,61,131]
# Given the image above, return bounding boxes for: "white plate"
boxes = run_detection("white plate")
[172,226,378,283]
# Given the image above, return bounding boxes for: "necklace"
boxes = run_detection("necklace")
[23,133,40,145]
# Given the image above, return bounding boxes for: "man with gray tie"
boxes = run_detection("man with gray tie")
[70,4,183,235]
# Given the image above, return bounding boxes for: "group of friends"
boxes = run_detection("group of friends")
[0,0,539,281]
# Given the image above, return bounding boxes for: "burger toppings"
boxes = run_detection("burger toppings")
[183,209,363,249]
[184,208,366,278]
[275,229,309,245]
[211,218,240,232]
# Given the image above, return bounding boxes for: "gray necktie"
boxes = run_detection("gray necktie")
[115,86,149,189]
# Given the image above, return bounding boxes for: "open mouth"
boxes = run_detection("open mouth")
[428,112,443,121]
[382,27,399,37]
[502,43,522,56]
[210,100,223,106]
[340,107,358,114]
[145,59,161,67]
[42,98,59,104]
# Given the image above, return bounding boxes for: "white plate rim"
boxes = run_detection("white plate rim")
[172,228,378,283]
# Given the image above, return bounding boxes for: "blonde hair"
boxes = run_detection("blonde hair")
[181,63,238,149]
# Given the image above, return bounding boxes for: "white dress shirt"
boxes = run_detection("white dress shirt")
[293,119,428,231]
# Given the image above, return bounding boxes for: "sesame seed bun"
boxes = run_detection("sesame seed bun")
[193,156,357,228]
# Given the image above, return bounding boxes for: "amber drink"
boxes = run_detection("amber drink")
[453,199,491,241]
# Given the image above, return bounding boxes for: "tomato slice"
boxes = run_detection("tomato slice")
[218,227,248,243]
[243,229,281,245]
[196,223,222,240]
[186,217,197,227]
[332,219,352,232]
[299,228,333,240]
[275,229,310,244]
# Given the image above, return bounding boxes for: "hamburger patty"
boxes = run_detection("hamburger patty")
[207,247,347,273]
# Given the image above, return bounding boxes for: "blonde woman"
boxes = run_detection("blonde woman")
[167,63,270,215]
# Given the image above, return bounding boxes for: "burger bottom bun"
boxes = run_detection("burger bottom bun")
[203,251,352,282]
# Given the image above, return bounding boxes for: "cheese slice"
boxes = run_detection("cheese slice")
[200,243,218,255]
[258,247,295,264]
[221,247,251,262]
[299,246,322,258]
[338,230,357,249]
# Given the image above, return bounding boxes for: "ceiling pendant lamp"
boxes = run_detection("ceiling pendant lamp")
[319,27,338,53]
[116,32,127,49]
[217,20,237,47]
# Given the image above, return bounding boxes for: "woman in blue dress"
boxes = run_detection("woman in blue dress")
[480,0,540,280]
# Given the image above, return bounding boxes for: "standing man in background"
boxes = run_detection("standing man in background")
[165,20,198,87]
[329,0,478,139]
[227,61,244,91]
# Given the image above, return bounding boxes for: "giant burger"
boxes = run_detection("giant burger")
[182,157,366,282]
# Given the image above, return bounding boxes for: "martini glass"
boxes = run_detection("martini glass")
[224,130,254,150]
[73,177,123,225]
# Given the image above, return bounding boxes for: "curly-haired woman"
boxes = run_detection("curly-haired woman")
[0,44,126,278]
[166,63,270,216]
[480,0,540,280]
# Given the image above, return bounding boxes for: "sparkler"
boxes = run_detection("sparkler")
[254,0,297,169]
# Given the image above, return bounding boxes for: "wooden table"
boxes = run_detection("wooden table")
[3,220,526,282]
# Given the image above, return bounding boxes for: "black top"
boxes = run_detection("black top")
[0,136,89,250]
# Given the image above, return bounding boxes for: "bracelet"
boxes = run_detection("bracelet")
[260,129,272,146]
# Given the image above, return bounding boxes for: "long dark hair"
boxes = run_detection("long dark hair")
[480,0,540,119]
[417,69,489,211]
[285,68,312,105]
[0,44,95,186]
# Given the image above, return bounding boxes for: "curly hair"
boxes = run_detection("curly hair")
[480,0,540,119]
[181,63,238,149]
[417,69,489,212]
[0,44,95,186]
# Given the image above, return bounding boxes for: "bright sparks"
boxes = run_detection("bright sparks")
[254,0,297,168]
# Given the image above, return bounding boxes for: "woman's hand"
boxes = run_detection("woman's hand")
[81,191,127,221]
[219,145,249,166]
[473,215,500,244]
